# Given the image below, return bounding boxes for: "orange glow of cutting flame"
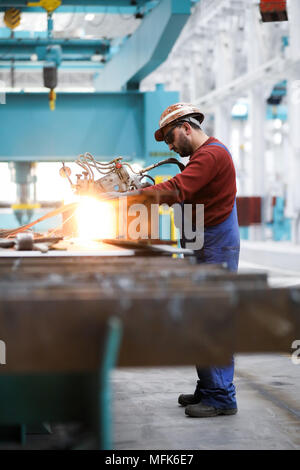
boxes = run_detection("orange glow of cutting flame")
[75,196,116,240]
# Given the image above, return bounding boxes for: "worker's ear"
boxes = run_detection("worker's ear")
[183,122,192,135]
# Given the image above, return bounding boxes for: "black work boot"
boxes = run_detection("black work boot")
[178,394,201,406]
[185,403,238,418]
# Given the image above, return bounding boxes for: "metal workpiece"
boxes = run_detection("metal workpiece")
[0,234,63,252]
[0,256,298,368]
[0,290,235,371]
[234,287,299,354]
[15,232,34,250]
[0,255,257,281]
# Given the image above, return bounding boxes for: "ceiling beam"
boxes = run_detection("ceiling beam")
[0,0,150,8]
[94,0,191,91]
[0,38,110,59]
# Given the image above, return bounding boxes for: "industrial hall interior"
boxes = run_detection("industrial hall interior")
[0,0,299,452]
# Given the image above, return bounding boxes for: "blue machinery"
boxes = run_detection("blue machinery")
[0,0,197,228]
[268,196,291,242]
[0,86,179,168]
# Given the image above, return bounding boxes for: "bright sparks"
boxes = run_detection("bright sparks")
[76,196,116,240]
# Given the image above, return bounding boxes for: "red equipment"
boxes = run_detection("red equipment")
[259,0,288,22]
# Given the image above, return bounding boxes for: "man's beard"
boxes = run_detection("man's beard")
[174,134,193,157]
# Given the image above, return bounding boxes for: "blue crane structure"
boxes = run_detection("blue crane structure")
[0,0,197,226]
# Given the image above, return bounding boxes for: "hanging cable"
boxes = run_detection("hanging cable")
[140,174,155,185]
[89,7,108,28]
[117,6,134,20]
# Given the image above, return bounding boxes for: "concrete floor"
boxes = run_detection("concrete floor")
[0,355,299,450]
[112,354,300,450]
[240,240,300,275]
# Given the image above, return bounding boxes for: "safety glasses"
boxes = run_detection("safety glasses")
[164,123,183,145]
[163,117,201,145]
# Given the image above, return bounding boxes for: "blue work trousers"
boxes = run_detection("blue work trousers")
[193,201,240,409]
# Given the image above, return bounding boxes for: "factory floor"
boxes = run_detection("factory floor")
[2,353,298,450]
[240,241,300,285]
[112,354,300,450]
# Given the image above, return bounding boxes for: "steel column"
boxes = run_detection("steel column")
[287,0,300,243]
[247,3,267,241]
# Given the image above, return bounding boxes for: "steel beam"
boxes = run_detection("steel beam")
[0,91,144,161]
[0,256,298,367]
[0,4,153,13]
[0,88,177,162]
[194,55,300,112]
[0,0,150,6]
[94,0,191,91]
[0,38,109,57]
[0,60,103,68]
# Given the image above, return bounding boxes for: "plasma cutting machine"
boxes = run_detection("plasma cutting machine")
[59,153,185,198]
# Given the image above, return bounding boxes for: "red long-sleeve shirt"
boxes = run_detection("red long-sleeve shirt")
[142,137,237,227]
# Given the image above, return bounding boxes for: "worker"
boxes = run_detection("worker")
[142,102,240,418]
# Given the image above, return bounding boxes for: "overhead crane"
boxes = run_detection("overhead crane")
[0,0,194,225]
